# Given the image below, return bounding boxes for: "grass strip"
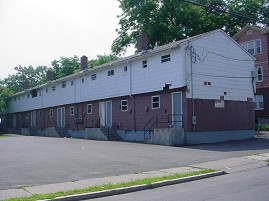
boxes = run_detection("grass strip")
[0,134,10,138]
[4,169,215,201]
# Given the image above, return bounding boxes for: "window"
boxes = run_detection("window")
[240,39,261,55]
[247,30,252,35]
[52,86,56,91]
[39,111,42,118]
[257,67,263,82]
[71,80,74,86]
[152,95,160,109]
[124,66,128,72]
[161,54,171,63]
[142,60,147,68]
[62,81,66,88]
[87,104,92,114]
[14,97,16,101]
[50,109,53,117]
[82,78,84,83]
[91,74,97,80]
[121,100,128,111]
[254,95,264,110]
[108,70,114,76]
[46,88,48,93]
[70,106,74,115]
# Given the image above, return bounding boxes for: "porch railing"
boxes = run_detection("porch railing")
[144,114,183,139]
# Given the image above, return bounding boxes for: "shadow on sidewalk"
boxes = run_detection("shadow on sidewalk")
[186,133,269,153]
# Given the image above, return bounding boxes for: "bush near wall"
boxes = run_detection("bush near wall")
[256,124,269,131]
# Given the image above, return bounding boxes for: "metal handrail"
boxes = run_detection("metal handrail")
[144,114,183,140]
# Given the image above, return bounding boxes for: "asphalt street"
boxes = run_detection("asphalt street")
[93,166,269,201]
[1,134,269,190]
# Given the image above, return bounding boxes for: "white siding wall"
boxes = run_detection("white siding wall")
[184,31,255,101]
[8,49,185,113]
[132,49,184,93]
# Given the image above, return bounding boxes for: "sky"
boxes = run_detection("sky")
[0,0,134,79]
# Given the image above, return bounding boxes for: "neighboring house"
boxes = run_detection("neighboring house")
[4,29,255,145]
[233,25,269,123]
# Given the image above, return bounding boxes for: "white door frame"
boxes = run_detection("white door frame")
[172,92,182,127]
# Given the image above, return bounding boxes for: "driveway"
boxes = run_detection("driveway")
[1,134,269,190]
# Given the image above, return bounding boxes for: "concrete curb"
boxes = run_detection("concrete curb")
[42,171,225,201]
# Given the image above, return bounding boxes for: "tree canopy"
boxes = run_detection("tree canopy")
[111,0,269,55]
[0,54,119,115]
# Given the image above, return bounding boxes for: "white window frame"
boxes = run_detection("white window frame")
[142,60,147,68]
[87,104,92,114]
[161,54,171,63]
[240,39,261,55]
[62,81,66,88]
[257,67,263,82]
[152,95,160,109]
[121,100,128,111]
[50,109,53,117]
[108,70,114,76]
[91,74,97,80]
[254,95,264,110]
[39,111,42,118]
[70,106,75,115]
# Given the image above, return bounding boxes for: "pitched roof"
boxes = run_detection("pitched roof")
[233,24,269,39]
[12,29,228,96]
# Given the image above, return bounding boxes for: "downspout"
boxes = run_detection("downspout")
[190,46,196,131]
[128,61,136,132]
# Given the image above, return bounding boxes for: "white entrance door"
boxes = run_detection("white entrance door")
[57,107,65,128]
[31,111,36,128]
[172,92,182,127]
[99,101,112,127]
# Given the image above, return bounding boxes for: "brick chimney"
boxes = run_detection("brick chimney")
[80,55,88,71]
[46,69,52,82]
[23,80,30,90]
[137,33,148,52]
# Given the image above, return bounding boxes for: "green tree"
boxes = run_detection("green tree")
[50,56,80,80]
[0,83,13,115]
[89,54,119,68]
[112,0,268,55]
[3,65,47,93]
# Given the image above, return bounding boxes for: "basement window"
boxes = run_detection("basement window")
[161,54,171,63]
[108,70,114,76]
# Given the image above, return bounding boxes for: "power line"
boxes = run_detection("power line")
[181,0,269,24]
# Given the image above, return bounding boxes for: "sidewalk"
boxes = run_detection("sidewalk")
[0,153,268,201]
